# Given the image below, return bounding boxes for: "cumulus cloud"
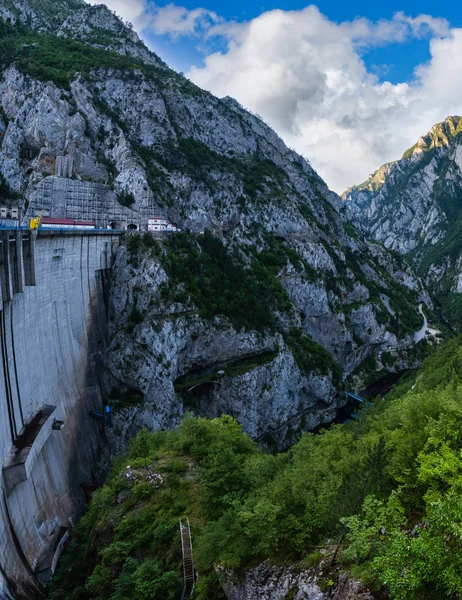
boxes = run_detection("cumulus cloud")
[188,6,460,192]
[150,4,221,37]
[86,0,148,26]
[86,2,461,193]
[86,0,220,36]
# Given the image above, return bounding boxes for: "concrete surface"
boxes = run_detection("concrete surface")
[0,230,120,599]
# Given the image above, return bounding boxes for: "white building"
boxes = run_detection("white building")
[148,217,180,233]
[0,206,19,220]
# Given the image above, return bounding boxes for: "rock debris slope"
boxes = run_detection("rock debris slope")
[344,116,462,328]
[0,0,429,446]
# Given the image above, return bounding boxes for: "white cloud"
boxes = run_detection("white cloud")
[187,6,460,192]
[150,4,221,38]
[86,2,461,193]
[86,0,148,26]
[86,1,220,36]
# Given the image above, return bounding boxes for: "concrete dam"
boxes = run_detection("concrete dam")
[0,229,121,600]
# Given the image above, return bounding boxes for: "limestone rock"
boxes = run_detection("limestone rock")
[344,116,462,326]
[218,562,375,600]
[0,0,431,447]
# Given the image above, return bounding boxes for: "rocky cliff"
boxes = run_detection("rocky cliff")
[344,116,462,328]
[219,562,375,600]
[0,0,431,449]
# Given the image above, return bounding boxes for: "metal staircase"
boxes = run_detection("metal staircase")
[180,518,196,599]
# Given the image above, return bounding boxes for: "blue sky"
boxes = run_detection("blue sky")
[143,0,458,82]
[90,1,462,192]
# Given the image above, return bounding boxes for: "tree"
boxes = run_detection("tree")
[130,428,152,470]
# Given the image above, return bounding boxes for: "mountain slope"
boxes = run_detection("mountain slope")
[0,0,432,445]
[343,116,462,328]
[0,0,161,65]
[49,333,462,600]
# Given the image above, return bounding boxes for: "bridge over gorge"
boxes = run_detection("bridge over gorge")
[0,227,122,599]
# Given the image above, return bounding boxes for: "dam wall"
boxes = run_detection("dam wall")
[0,230,120,599]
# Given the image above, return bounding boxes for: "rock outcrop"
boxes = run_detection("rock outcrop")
[0,0,431,449]
[343,116,462,328]
[218,561,375,600]
[106,242,339,450]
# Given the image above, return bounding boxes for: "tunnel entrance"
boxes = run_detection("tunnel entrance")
[127,224,138,231]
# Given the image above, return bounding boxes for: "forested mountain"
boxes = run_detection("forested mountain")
[49,334,462,600]
[0,0,435,448]
[0,1,453,599]
[344,116,462,329]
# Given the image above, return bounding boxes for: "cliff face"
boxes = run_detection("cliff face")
[0,0,161,66]
[218,562,375,600]
[106,230,432,449]
[0,0,431,447]
[343,117,462,327]
[107,239,339,449]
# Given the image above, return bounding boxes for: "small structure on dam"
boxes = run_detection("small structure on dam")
[0,227,121,599]
[25,156,168,233]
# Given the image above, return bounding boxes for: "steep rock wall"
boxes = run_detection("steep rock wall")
[106,244,339,451]
[218,561,375,600]
[343,116,462,327]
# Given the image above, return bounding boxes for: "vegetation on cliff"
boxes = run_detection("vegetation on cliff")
[0,20,140,89]
[0,7,426,386]
[126,230,342,384]
[50,335,462,600]
[344,116,462,331]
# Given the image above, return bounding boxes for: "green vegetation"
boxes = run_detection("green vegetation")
[132,144,171,202]
[174,137,288,201]
[175,351,279,394]
[117,190,136,208]
[126,300,143,334]
[350,162,395,195]
[108,387,144,411]
[50,335,462,600]
[126,233,160,267]
[161,231,289,332]
[402,117,462,160]
[18,0,83,18]
[0,21,126,89]
[339,246,422,336]
[0,19,171,91]
[285,328,341,385]
[252,233,317,281]
[160,231,340,379]
[409,163,462,329]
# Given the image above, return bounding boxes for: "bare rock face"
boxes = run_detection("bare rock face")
[0,0,431,448]
[106,245,339,451]
[58,5,162,66]
[218,562,375,600]
[343,158,446,256]
[0,0,164,66]
[332,574,376,600]
[342,117,462,256]
[343,116,462,327]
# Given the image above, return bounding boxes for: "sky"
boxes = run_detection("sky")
[86,0,462,193]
